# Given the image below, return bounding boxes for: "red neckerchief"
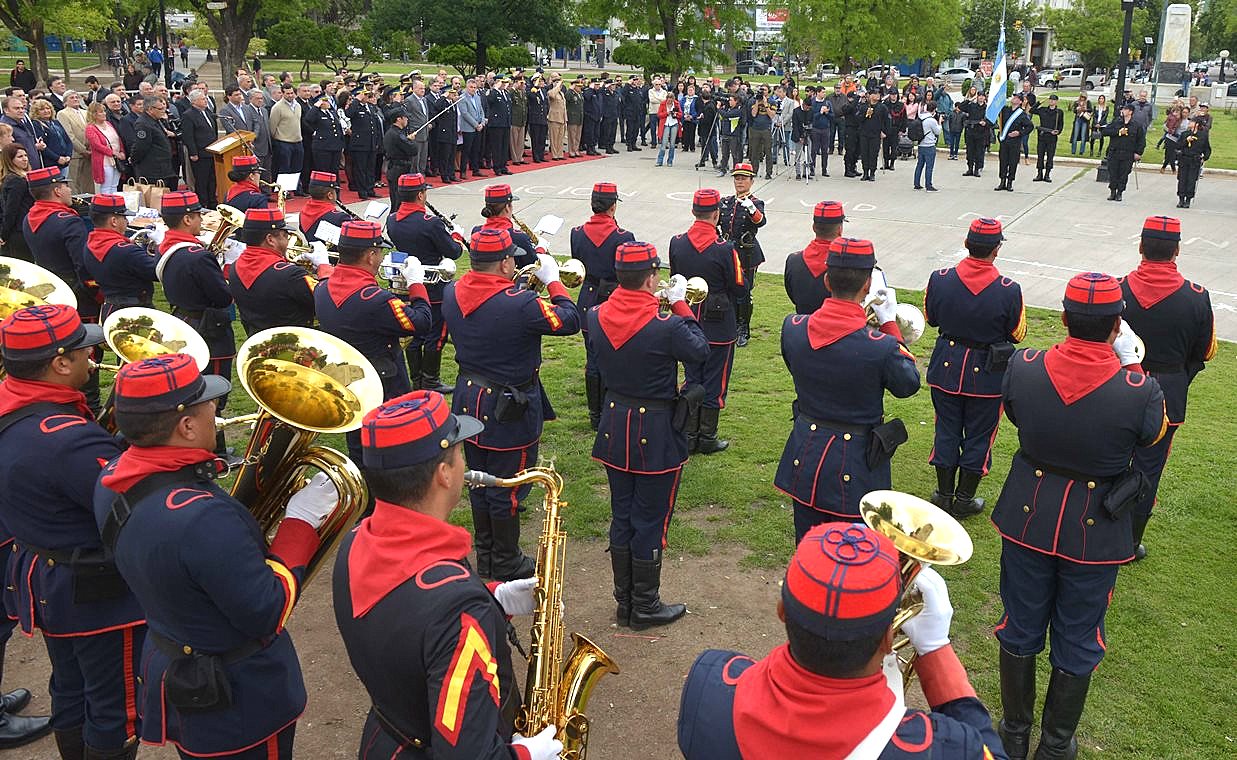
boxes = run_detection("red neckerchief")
[26,200,71,233]
[86,228,130,262]
[348,499,473,617]
[483,216,514,233]
[955,256,1000,296]
[299,199,336,232]
[598,288,658,350]
[806,298,868,349]
[158,228,203,254]
[394,201,426,222]
[1125,260,1185,309]
[686,220,718,253]
[733,643,896,758]
[581,213,618,248]
[453,271,513,317]
[0,377,92,419]
[233,245,285,289]
[100,445,216,493]
[801,239,830,278]
[1043,337,1121,406]
[226,179,262,201]
[326,264,376,307]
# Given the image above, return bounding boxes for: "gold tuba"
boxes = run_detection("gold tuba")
[464,466,619,760]
[226,327,383,582]
[0,257,77,321]
[99,307,211,371]
[859,490,973,683]
[656,277,709,310]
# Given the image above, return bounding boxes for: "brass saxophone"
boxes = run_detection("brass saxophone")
[464,466,619,760]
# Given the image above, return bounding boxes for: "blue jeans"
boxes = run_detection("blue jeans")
[914,146,936,187]
[657,123,679,165]
[1070,119,1088,154]
[945,129,961,157]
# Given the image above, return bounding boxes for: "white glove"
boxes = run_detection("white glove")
[451,223,469,239]
[149,225,166,245]
[869,267,889,294]
[512,726,562,760]
[870,286,898,326]
[401,255,426,285]
[534,252,560,284]
[222,237,246,266]
[740,197,757,214]
[306,241,331,267]
[901,567,953,656]
[493,576,538,616]
[664,273,688,305]
[1113,318,1142,366]
[284,472,339,529]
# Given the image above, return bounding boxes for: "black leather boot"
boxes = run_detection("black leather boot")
[472,508,494,578]
[420,346,454,394]
[735,301,751,348]
[629,551,686,630]
[1107,188,1117,201]
[930,466,957,511]
[998,648,1037,760]
[696,407,729,454]
[1115,190,1123,201]
[403,342,423,391]
[1130,512,1150,561]
[84,738,139,759]
[1033,171,1044,181]
[609,545,633,626]
[951,469,986,518]
[55,725,86,760]
[1044,171,1052,182]
[1033,668,1091,760]
[1176,196,1186,208]
[684,407,701,455]
[585,374,602,431]
[0,707,52,749]
[489,515,535,581]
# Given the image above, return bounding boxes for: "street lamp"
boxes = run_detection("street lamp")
[1099,0,1143,183]
[1221,50,1230,84]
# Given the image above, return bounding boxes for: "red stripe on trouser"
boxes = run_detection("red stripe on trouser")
[660,468,683,549]
[508,449,528,517]
[123,627,137,738]
[267,733,279,760]
[717,346,733,408]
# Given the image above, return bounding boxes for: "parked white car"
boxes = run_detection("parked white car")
[1057,67,1107,90]
[938,67,977,86]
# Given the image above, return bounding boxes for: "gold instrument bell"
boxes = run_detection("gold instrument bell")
[200,204,245,258]
[0,257,77,321]
[656,277,709,310]
[863,267,926,344]
[860,490,973,681]
[99,307,210,371]
[516,255,587,293]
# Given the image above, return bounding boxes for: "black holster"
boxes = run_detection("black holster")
[672,383,706,432]
[985,341,1016,372]
[866,419,908,469]
[1102,469,1148,520]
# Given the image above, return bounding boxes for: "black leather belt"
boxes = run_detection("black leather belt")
[1018,452,1118,485]
[173,307,204,320]
[940,333,992,350]
[1141,360,1185,374]
[606,391,674,411]
[14,542,108,566]
[371,704,428,752]
[459,371,536,393]
[150,630,263,665]
[794,408,875,437]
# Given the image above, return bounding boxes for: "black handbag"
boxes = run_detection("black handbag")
[494,386,530,423]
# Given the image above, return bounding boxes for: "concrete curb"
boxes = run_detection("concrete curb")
[927,147,1237,177]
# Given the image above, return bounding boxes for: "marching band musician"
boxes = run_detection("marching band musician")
[229,208,330,336]
[441,228,580,581]
[314,219,431,461]
[717,163,766,348]
[569,181,634,430]
[782,200,845,314]
[774,238,920,542]
[331,391,561,760]
[1118,216,1216,559]
[82,194,158,322]
[0,305,138,755]
[589,242,708,630]
[991,273,1165,760]
[222,155,271,213]
[667,189,745,455]
[678,523,1007,759]
[923,218,1027,519]
[94,353,340,760]
[298,171,352,244]
[472,184,539,268]
[386,173,467,394]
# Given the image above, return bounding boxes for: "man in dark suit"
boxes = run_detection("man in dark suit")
[345,89,383,199]
[180,88,219,207]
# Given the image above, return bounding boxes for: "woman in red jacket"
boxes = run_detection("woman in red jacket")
[656,95,684,167]
[84,102,123,193]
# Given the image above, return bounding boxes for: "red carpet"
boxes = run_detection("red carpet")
[282,151,606,214]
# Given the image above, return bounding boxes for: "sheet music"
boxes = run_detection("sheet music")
[316,220,342,245]
[275,173,300,194]
[364,201,390,221]
[534,214,564,236]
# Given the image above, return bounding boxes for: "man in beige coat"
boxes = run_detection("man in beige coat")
[57,91,93,194]
[547,73,566,160]
[509,78,528,165]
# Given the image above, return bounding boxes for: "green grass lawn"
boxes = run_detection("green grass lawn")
[138,265,1232,758]
[0,53,100,72]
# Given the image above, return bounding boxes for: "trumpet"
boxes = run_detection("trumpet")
[380,256,457,295]
[515,254,586,292]
[863,267,925,344]
[656,276,709,309]
[200,204,246,263]
[126,225,163,255]
[423,258,458,284]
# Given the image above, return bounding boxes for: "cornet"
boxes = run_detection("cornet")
[516,254,586,292]
[656,276,709,309]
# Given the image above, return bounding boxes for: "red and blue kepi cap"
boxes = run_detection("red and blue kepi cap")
[614,241,659,271]
[1141,215,1180,242]
[338,220,386,249]
[309,171,339,189]
[470,228,514,263]
[592,182,621,203]
[484,184,518,204]
[113,353,231,414]
[91,193,132,216]
[360,391,484,469]
[232,154,260,170]
[813,201,846,224]
[241,207,295,234]
[782,523,903,640]
[161,191,203,214]
[1063,272,1124,316]
[692,188,720,213]
[966,217,1005,246]
[826,237,877,270]
[26,166,66,188]
[398,173,429,193]
[0,304,103,361]
[731,162,755,177]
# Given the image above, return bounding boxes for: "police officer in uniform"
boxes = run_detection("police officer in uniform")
[857,90,890,182]
[331,391,561,760]
[991,273,1165,760]
[82,194,159,323]
[840,91,861,178]
[994,94,1033,192]
[589,243,708,630]
[1031,94,1064,183]
[383,112,420,205]
[442,228,580,581]
[229,208,329,336]
[95,353,340,760]
[569,182,634,429]
[782,201,844,314]
[222,154,271,212]
[1101,103,1145,201]
[299,171,352,244]
[961,93,991,178]
[774,238,920,542]
[678,523,1007,760]
[668,189,745,455]
[472,184,539,268]
[0,305,133,755]
[314,219,431,461]
[1119,216,1216,559]
[1174,118,1209,208]
[717,164,766,347]
[924,218,1027,518]
[386,173,467,394]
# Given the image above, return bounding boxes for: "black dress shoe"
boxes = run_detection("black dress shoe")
[0,709,52,749]
[1,689,30,714]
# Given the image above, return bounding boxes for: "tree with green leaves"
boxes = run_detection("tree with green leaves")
[44,0,112,84]
[267,17,384,76]
[1047,0,1126,79]
[1194,0,1237,59]
[782,0,962,74]
[180,0,303,87]
[578,0,747,81]
[0,0,114,83]
[960,0,1030,58]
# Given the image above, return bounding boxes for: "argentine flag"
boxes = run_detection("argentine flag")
[985,29,1008,123]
